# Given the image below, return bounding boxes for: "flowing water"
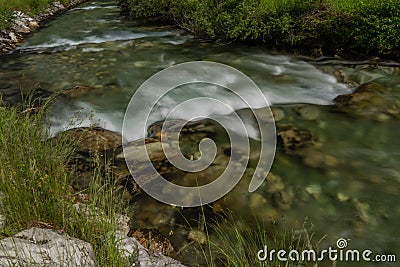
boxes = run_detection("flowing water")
[1,0,400,266]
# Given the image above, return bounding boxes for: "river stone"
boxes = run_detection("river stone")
[354,81,386,94]
[0,227,96,266]
[147,119,216,140]
[272,107,285,122]
[248,193,268,209]
[28,21,39,29]
[264,173,285,194]
[114,231,187,267]
[334,91,379,106]
[305,184,322,200]
[301,149,338,169]
[336,192,350,202]
[8,32,18,42]
[351,198,374,224]
[54,127,122,156]
[294,105,320,121]
[277,128,314,151]
[117,138,179,163]
[133,199,177,230]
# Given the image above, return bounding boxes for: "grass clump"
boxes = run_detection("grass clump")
[195,211,314,267]
[0,104,129,266]
[119,0,400,57]
[0,106,72,229]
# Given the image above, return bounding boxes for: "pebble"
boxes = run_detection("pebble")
[375,113,390,122]
[294,105,320,121]
[264,173,285,194]
[273,190,292,210]
[336,192,350,202]
[272,107,285,122]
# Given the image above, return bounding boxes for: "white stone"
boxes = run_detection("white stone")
[8,32,18,42]
[0,227,97,266]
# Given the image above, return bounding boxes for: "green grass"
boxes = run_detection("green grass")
[0,0,72,29]
[201,212,312,267]
[0,103,129,266]
[120,0,400,57]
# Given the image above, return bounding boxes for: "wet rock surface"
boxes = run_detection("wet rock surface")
[333,80,400,120]
[277,127,315,151]
[61,85,98,98]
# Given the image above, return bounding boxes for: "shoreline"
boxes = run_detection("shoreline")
[0,0,88,54]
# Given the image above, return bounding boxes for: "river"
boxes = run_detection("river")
[1,0,399,266]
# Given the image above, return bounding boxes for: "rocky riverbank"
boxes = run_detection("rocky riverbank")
[0,0,88,54]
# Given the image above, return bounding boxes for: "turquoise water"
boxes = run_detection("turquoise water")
[1,0,399,265]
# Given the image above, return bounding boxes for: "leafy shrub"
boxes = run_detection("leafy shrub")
[120,0,400,56]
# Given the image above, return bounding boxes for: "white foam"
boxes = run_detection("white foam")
[72,5,119,11]
[21,31,172,51]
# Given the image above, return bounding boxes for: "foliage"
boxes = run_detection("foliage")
[120,0,400,56]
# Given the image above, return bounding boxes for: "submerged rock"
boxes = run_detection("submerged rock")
[271,108,285,122]
[147,119,217,141]
[294,105,320,121]
[333,80,400,121]
[117,138,178,163]
[305,184,322,200]
[351,198,375,224]
[264,173,285,194]
[353,81,386,94]
[301,149,338,169]
[0,228,96,266]
[187,230,207,245]
[273,189,292,210]
[248,193,268,210]
[333,91,381,106]
[277,128,315,151]
[54,127,122,156]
